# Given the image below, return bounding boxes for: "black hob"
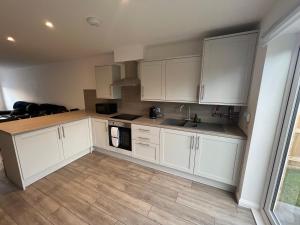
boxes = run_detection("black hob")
[110,114,141,121]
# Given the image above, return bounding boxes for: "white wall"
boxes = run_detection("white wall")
[261,0,300,36]
[237,34,299,208]
[0,39,202,110]
[0,54,114,110]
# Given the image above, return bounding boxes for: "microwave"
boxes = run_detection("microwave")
[95,103,117,115]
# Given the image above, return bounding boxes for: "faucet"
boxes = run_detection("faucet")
[179,105,191,121]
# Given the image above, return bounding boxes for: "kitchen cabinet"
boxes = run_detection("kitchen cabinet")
[140,56,201,103]
[194,134,245,185]
[132,141,159,164]
[165,57,200,102]
[140,61,165,101]
[200,31,257,105]
[95,65,121,99]
[92,118,108,149]
[61,119,91,159]
[14,126,64,179]
[132,124,160,163]
[160,129,196,174]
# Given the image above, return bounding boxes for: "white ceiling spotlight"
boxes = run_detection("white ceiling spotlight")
[6,36,16,43]
[121,0,129,4]
[86,17,101,27]
[45,21,54,29]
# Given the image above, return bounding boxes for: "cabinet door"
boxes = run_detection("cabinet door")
[95,65,121,99]
[132,141,159,164]
[61,119,91,159]
[194,134,244,185]
[15,126,63,179]
[140,61,165,101]
[200,32,257,105]
[92,118,108,148]
[160,129,196,174]
[165,57,200,102]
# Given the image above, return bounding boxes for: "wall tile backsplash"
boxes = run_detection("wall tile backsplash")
[84,87,239,125]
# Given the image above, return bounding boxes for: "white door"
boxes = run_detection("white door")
[200,32,257,105]
[140,61,165,101]
[132,140,159,164]
[160,129,196,174]
[15,126,64,179]
[165,57,200,102]
[92,118,108,149]
[61,119,91,159]
[194,134,244,185]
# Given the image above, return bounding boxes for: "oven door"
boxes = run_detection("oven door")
[108,125,132,152]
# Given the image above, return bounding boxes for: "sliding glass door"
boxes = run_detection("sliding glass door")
[265,49,300,225]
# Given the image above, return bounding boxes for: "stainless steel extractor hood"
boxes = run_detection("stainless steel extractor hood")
[112,61,140,87]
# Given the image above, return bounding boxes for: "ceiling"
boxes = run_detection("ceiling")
[0,0,276,67]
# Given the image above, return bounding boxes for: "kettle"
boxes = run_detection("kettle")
[149,106,160,119]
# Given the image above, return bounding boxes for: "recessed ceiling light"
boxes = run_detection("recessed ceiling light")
[86,17,101,27]
[45,21,54,28]
[121,0,129,4]
[6,36,15,43]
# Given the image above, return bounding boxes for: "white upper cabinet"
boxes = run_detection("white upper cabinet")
[200,31,257,105]
[165,57,200,103]
[140,56,201,103]
[160,129,196,174]
[194,134,245,185]
[61,119,91,159]
[140,61,165,101]
[95,65,121,99]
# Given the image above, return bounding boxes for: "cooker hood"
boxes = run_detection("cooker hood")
[112,61,140,87]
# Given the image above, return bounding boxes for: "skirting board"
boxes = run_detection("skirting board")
[237,197,261,209]
[252,209,270,225]
[93,147,235,192]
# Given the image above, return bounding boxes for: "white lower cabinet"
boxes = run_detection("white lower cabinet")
[61,119,91,159]
[92,118,108,149]
[194,135,245,185]
[132,140,159,163]
[14,118,91,185]
[15,126,64,179]
[160,129,196,174]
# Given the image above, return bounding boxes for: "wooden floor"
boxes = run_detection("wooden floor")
[0,152,256,225]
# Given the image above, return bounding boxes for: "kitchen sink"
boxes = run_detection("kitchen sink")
[160,118,186,127]
[161,119,225,132]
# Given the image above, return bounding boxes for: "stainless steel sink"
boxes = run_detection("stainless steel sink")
[161,119,224,132]
[160,118,186,127]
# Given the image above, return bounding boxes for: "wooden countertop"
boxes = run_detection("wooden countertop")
[0,111,247,139]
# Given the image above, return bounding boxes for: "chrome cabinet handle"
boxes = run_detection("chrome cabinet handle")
[141,86,145,98]
[62,127,65,138]
[137,142,150,147]
[190,136,194,149]
[138,128,150,132]
[138,137,150,141]
[196,136,200,150]
[201,85,205,100]
[58,127,61,139]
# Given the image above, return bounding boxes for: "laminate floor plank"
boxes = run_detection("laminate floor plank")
[0,152,256,225]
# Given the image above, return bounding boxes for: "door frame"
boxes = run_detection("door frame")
[263,46,300,224]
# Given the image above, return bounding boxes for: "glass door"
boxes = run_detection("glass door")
[265,49,300,225]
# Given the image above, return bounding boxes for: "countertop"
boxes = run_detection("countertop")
[0,111,247,139]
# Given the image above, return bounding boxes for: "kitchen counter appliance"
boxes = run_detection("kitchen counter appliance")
[96,103,117,115]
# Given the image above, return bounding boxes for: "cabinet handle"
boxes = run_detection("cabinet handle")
[137,142,150,147]
[138,137,150,141]
[110,85,112,97]
[141,86,144,98]
[190,136,194,149]
[62,127,65,138]
[58,127,61,139]
[196,136,200,150]
[201,85,205,100]
[138,128,150,132]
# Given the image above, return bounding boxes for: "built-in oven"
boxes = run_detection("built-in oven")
[108,120,132,153]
